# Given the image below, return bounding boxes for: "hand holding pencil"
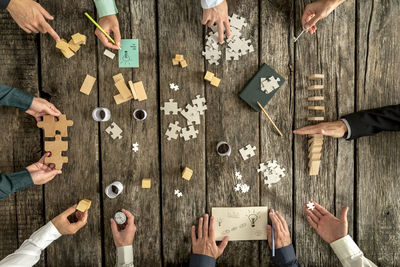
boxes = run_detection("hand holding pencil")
[85,12,121,50]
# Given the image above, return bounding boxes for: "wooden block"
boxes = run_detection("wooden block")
[308,139,323,146]
[309,152,322,160]
[115,79,133,99]
[76,199,91,212]
[180,60,188,68]
[308,106,325,111]
[182,167,193,181]
[113,73,124,83]
[68,39,80,53]
[128,81,138,100]
[56,39,69,50]
[308,85,324,90]
[308,145,322,153]
[308,74,324,80]
[142,178,151,189]
[309,160,321,176]
[61,48,75,59]
[133,81,147,101]
[308,117,324,121]
[311,134,323,139]
[204,71,214,82]
[80,74,96,95]
[175,54,184,61]
[210,76,221,87]
[172,58,179,65]
[71,33,86,45]
[114,94,133,105]
[308,96,324,101]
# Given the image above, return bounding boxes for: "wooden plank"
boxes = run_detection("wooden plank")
[259,0,294,265]
[205,0,260,265]
[357,1,400,264]
[158,0,206,264]
[0,12,44,266]
[40,0,101,265]
[99,0,162,266]
[294,0,354,265]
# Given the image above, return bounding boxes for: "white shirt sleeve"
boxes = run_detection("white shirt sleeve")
[341,118,352,139]
[116,245,134,267]
[330,235,377,267]
[201,0,224,9]
[0,221,61,267]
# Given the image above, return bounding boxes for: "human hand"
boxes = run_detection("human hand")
[301,0,345,34]
[52,205,88,235]
[201,0,231,44]
[96,14,121,50]
[26,152,62,185]
[110,209,136,247]
[6,0,60,41]
[293,121,347,138]
[191,214,229,259]
[267,209,291,249]
[26,97,61,121]
[304,201,348,243]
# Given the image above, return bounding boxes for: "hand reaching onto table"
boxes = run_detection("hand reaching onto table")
[267,209,292,249]
[191,214,229,259]
[26,152,62,185]
[110,209,136,247]
[302,0,345,34]
[52,205,88,235]
[6,0,60,41]
[96,14,121,50]
[293,121,348,138]
[304,201,348,243]
[201,0,231,44]
[26,97,61,121]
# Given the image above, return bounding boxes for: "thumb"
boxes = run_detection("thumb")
[218,236,229,254]
[112,26,121,47]
[45,106,61,117]
[45,169,62,180]
[110,218,119,236]
[266,225,272,248]
[304,14,322,30]
[340,206,349,222]
[62,205,77,217]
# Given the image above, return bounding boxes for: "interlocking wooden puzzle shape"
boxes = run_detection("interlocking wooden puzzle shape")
[37,115,74,138]
[44,135,68,170]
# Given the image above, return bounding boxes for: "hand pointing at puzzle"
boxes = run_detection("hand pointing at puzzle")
[5,0,60,41]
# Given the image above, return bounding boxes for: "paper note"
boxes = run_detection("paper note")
[118,39,139,68]
[212,206,269,241]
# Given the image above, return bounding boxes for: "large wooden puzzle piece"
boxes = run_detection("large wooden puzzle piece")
[44,135,68,170]
[37,115,74,137]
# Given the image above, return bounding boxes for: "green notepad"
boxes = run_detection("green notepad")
[239,63,285,111]
[118,39,139,68]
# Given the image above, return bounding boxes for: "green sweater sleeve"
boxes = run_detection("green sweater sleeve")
[93,0,118,18]
[0,169,33,200]
[0,84,33,111]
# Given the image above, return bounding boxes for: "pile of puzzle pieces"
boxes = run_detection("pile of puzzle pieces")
[172,54,187,68]
[257,160,286,188]
[161,95,207,141]
[113,73,147,104]
[233,171,250,193]
[37,115,74,170]
[202,14,254,65]
[56,33,86,59]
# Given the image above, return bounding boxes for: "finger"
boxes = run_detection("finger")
[21,25,32,34]
[275,211,289,232]
[340,207,349,222]
[42,22,60,42]
[121,209,135,224]
[47,169,62,178]
[62,205,77,217]
[314,202,329,215]
[304,14,322,30]
[39,152,50,164]
[95,29,116,49]
[48,103,61,116]
[305,208,319,224]
[191,225,197,244]
[223,20,231,39]
[218,236,229,253]
[26,24,39,34]
[197,217,203,239]
[209,216,215,240]
[266,225,272,248]
[311,207,323,219]
[110,218,119,236]
[207,19,215,28]
[203,214,209,238]
[75,210,88,226]
[112,26,121,48]
[270,211,284,232]
[306,215,318,230]
[301,9,314,26]
[217,21,224,44]
[201,13,209,25]
[293,124,323,135]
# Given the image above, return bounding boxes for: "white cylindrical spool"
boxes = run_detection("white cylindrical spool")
[216,141,231,156]
[105,181,124,198]
[133,109,147,121]
[92,107,111,122]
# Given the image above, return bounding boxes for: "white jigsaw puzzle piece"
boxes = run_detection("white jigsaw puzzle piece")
[165,121,181,141]
[105,122,122,139]
[180,125,199,141]
[160,99,181,115]
[239,144,256,160]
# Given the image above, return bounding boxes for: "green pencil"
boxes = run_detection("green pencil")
[84,12,119,47]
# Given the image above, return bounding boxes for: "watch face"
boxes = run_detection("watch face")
[114,212,127,224]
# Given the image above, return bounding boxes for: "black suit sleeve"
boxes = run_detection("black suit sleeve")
[189,254,216,267]
[341,104,400,140]
[0,0,11,9]
[273,244,301,267]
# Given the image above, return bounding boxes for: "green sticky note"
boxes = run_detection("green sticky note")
[239,63,285,112]
[118,39,139,68]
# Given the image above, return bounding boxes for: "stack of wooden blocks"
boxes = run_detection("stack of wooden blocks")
[307,73,325,176]
[172,54,188,68]
[56,33,86,59]
[113,73,147,104]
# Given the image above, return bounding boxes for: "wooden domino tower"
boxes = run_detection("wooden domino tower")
[307,74,325,176]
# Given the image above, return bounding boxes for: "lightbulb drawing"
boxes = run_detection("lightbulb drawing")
[247,210,260,227]
[120,50,131,64]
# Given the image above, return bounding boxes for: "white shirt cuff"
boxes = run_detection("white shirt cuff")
[341,118,351,139]
[28,221,61,249]
[117,245,133,265]
[330,235,361,261]
[201,0,224,9]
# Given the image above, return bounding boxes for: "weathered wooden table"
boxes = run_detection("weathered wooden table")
[1,0,399,266]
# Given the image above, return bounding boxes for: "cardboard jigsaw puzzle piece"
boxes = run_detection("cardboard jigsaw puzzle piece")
[37,115,73,138]
[44,135,68,170]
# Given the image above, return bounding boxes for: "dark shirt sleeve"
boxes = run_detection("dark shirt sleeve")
[0,0,11,9]
[273,244,301,267]
[0,84,34,110]
[341,104,400,140]
[0,169,33,200]
[189,254,216,267]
